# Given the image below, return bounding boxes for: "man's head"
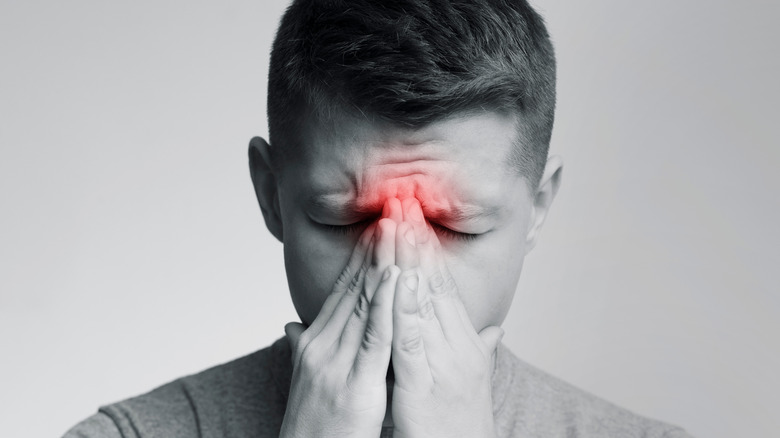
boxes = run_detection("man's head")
[250,0,562,332]
[266,0,556,192]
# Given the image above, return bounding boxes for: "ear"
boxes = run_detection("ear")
[525,155,563,254]
[248,136,284,242]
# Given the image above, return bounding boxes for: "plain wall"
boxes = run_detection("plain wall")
[1,1,777,437]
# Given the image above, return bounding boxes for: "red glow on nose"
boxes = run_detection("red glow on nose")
[358,174,453,218]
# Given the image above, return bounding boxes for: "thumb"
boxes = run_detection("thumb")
[284,321,307,365]
[478,325,504,355]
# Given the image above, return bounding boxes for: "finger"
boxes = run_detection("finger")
[342,265,400,352]
[395,222,419,271]
[314,236,375,346]
[478,325,505,355]
[412,220,439,300]
[397,203,450,353]
[339,218,397,361]
[392,269,432,390]
[284,321,307,365]
[401,197,429,245]
[423,230,479,345]
[437,256,476,338]
[334,222,376,296]
[348,265,400,386]
[414,293,448,365]
[337,253,394,356]
[479,326,505,375]
[427,230,475,330]
[426,267,472,344]
[306,225,376,338]
[401,198,434,299]
[382,197,403,223]
[365,218,397,297]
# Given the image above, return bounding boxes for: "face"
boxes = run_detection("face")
[254,111,559,332]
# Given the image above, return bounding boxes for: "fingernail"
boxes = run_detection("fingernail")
[404,272,418,291]
[382,266,393,281]
[404,228,416,246]
[409,201,424,223]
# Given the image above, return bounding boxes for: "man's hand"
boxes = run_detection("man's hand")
[390,198,504,438]
[279,214,400,438]
[279,196,502,438]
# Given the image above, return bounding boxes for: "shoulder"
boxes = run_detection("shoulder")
[62,338,292,438]
[493,345,694,438]
[63,412,122,438]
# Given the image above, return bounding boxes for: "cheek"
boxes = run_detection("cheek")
[445,230,527,330]
[283,216,357,325]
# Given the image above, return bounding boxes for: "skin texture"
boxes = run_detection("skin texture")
[249,110,563,436]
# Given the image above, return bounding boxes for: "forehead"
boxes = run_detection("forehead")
[289,111,524,214]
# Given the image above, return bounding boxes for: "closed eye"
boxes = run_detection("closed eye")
[429,222,481,242]
[317,218,375,236]
[317,218,482,242]
[313,217,378,236]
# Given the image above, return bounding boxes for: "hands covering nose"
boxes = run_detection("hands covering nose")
[280,198,503,438]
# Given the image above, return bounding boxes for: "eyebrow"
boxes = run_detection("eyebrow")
[308,194,499,222]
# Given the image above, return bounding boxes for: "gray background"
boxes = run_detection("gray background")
[1,1,777,437]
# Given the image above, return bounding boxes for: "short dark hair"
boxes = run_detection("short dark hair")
[267,0,556,190]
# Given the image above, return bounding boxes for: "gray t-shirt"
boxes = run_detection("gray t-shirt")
[63,337,693,437]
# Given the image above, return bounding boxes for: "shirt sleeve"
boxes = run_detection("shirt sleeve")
[62,412,123,438]
[663,426,697,438]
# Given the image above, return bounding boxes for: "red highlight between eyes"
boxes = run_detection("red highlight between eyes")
[317,176,483,242]
[356,175,453,219]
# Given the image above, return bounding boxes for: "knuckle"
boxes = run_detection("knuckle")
[429,271,458,300]
[429,271,447,296]
[350,271,361,290]
[443,275,458,295]
[334,265,353,290]
[361,322,385,350]
[347,265,366,295]
[297,344,321,373]
[353,292,369,319]
[418,299,435,320]
[398,334,423,354]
